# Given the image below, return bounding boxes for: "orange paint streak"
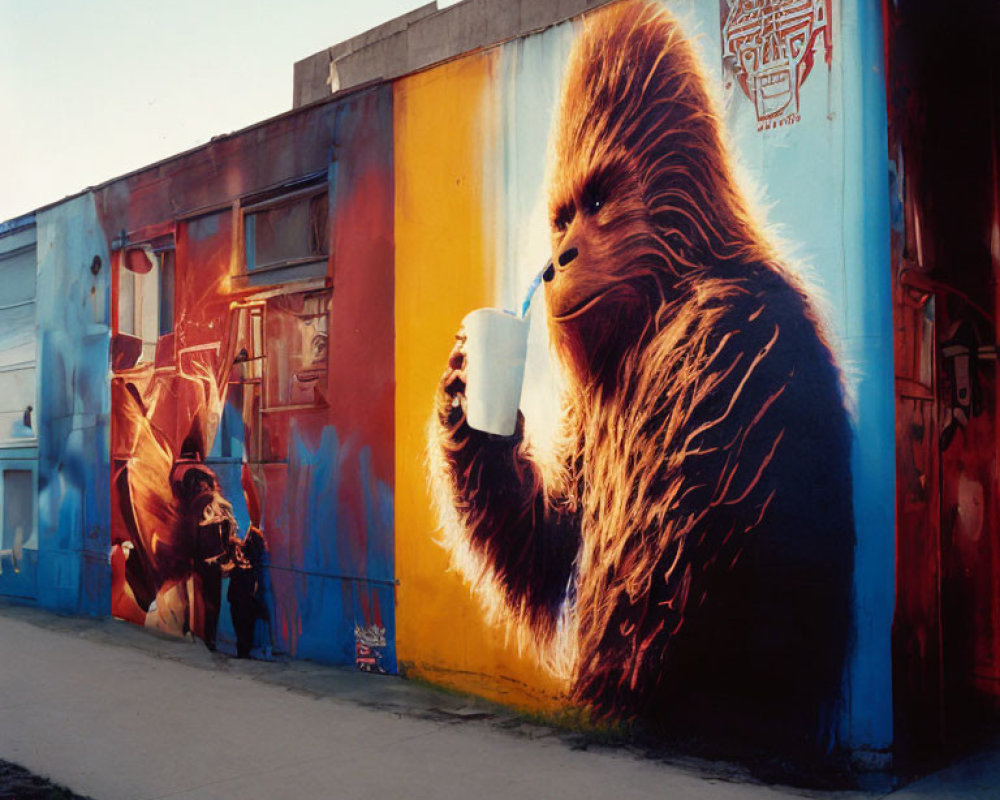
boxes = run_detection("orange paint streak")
[393,52,565,712]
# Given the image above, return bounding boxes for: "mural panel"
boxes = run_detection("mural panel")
[397,0,893,757]
[105,87,396,669]
[36,194,112,616]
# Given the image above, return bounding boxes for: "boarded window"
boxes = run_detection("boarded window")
[0,248,36,306]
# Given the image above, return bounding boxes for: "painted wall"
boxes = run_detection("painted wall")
[0,0,897,762]
[888,0,1000,757]
[395,0,893,757]
[99,86,396,669]
[0,215,40,603]
[35,194,112,617]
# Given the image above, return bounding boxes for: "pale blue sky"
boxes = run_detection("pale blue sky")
[0,0,454,222]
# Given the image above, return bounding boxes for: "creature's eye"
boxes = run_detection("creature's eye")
[552,203,575,232]
[581,178,609,216]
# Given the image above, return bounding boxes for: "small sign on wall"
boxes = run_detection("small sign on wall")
[355,623,388,674]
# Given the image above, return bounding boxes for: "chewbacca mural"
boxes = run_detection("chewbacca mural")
[111,369,270,657]
[431,1,854,753]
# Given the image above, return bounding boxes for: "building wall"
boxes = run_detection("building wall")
[35,195,112,616]
[0,215,40,603]
[97,86,396,667]
[394,0,893,756]
[394,45,568,709]
[888,0,1000,758]
[1,0,895,760]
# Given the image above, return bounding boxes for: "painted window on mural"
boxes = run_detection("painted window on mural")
[0,231,37,445]
[0,470,35,574]
[225,290,330,463]
[243,183,328,286]
[264,291,330,410]
[118,243,175,364]
[227,303,265,462]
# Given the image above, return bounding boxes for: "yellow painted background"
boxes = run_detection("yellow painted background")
[393,52,566,711]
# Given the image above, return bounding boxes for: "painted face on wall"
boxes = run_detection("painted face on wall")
[430,0,856,757]
[546,158,651,322]
[298,294,330,369]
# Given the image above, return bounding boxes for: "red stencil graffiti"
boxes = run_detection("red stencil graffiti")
[721,0,833,131]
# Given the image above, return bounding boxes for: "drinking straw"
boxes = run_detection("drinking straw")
[519,262,550,318]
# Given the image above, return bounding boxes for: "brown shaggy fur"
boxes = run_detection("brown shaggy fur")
[431,1,854,755]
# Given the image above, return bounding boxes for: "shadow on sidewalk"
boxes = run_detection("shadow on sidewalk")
[0,760,94,800]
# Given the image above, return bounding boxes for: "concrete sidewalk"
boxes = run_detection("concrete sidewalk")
[0,605,994,800]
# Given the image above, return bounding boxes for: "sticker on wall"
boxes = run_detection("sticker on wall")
[355,623,388,673]
[721,0,832,131]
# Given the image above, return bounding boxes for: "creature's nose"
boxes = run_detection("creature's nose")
[558,247,578,267]
[543,261,555,282]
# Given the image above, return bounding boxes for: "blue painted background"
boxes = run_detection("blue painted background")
[35,193,112,617]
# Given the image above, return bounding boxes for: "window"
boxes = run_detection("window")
[117,240,175,365]
[224,290,330,464]
[0,221,37,446]
[243,180,329,286]
[263,291,330,409]
[0,469,35,573]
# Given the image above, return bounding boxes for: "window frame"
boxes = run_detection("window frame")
[0,461,38,569]
[113,232,176,368]
[238,169,332,288]
[0,221,38,450]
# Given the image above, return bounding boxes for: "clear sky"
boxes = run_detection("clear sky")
[0,0,455,222]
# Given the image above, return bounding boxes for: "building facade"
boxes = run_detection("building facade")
[1,0,993,769]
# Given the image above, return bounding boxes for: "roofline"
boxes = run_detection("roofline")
[19,78,387,222]
[7,0,616,226]
[0,213,36,238]
[293,0,615,107]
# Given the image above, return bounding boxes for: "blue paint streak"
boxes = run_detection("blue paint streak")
[34,193,111,617]
[275,425,395,671]
[838,0,895,752]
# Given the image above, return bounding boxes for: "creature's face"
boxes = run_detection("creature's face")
[545,148,657,385]
[542,1,756,388]
[546,157,650,325]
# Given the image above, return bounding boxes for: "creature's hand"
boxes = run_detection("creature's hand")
[438,329,468,428]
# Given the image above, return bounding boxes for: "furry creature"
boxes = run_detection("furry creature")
[111,367,269,654]
[431,1,855,753]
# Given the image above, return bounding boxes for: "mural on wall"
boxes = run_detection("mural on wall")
[106,87,397,667]
[721,0,832,131]
[425,1,855,752]
[34,196,113,616]
[111,360,271,656]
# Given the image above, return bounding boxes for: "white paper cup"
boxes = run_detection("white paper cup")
[462,308,530,436]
